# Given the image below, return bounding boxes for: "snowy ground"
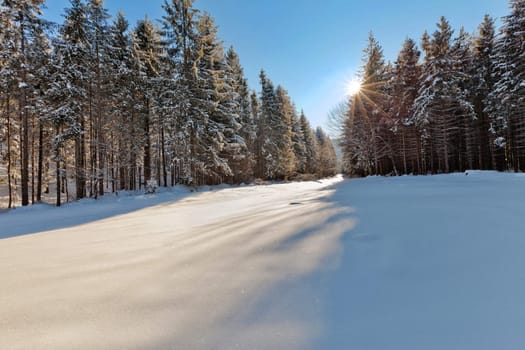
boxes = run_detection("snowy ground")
[1,172,525,349]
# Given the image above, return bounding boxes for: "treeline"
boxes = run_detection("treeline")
[0,0,337,208]
[341,0,525,177]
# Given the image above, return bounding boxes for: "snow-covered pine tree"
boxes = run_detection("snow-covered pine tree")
[251,89,265,179]
[342,95,373,176]
[193,13,235,185]
[343,33,391,176]
[27,25,52,203]
[58,0,92,200]
[290,108,307,175]
[257,70,279,179]
[274,85,297,180]
[391,38,422,174]
[0,3,19,208]
[160,0,199,185]
[414,17,475,173]
[451,27,476,171]
[472,15,497,170]
[487,0,525,171]
[257,72,296,180]
[107,12,142,191]
[315,127,338,178]
[1,0,46,206]
[132,17,164,188]
[86,0,113,197]
[299,111,318,175]
[45,36,85,206]
[225,46,255,182]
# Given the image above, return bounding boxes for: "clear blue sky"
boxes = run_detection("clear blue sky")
[43,0,510,131]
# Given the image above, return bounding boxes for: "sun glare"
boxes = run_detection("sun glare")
[346,79,362,96]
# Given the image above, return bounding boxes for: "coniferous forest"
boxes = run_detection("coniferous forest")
[340,0,525,177]
[0,0,338,208]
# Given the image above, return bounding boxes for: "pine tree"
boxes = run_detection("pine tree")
[2,0,46,206]
[45,37,85,206]
[315,127,338,177]
[290,108,307,174]
[487,0,525,171]
[343,33,390,175]
[225,47,255,182]
[85,0,113,197]
[28,25,52,203]
[275,85,296,179]
[391,38,421,174]
[472,15,497,170]
[299,111,318,175]
[451,27,476,171]
[0,3,18,208]
[192,13,232,184]
[106,12,141,191]
[161,0,198,185]
[58,0,91,200]
[257,69,279,178]
[132,17,164,187]
[414,17,475,173]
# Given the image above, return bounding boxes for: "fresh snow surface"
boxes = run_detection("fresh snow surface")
[1,172,525,349]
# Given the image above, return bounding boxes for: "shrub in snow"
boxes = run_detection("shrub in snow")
[145,179,158,194]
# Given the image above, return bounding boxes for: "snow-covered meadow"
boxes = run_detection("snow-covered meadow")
[1,172,525,349]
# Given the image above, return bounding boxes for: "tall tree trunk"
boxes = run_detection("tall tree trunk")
[76,116,86,200]
[161,126,167,187]
[31,115,36,204]
[20,17,29,206]
[55,126,61,207]
[98,133,104,196]
[89,87,96,198]
[64,164,69,202]
[7,93,13,208]
[56,158,61,207]
[37,121,44,202]
[402,128,408,174]
[143,100,151,186]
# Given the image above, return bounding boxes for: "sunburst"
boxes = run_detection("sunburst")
[346,78,362,96]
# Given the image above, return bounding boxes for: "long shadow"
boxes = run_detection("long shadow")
[183,178,360,350]
[228,177,364,350]
[306,179,368,350]
[149,179,359,350]
[0,180,339,240]
[0,188,200,239]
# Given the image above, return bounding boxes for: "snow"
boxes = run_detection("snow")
[1,172,525,349]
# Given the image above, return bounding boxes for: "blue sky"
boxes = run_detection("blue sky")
[43,0,510,130]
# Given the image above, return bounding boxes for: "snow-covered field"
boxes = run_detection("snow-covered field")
[1,172,525,349]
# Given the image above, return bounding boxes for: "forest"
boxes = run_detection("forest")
[0,0,338,208]
[339,0,525,177]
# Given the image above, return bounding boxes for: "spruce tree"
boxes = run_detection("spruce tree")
[473,15,497,170]
[315,127,338,177]
[391,38,421,174]
[343,33,390,176]
[59,0,91,200]
[85,0,113,197]
[487,0,525,171]
[275,85,296,179]
[132,17,164,187]
[414,17,475,173]
[225,47,255,182]
[299,111,318,175]
[161,0,198,184]
[2,0,46,206]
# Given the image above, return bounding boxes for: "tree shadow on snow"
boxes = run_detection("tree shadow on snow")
[0,189,198,239]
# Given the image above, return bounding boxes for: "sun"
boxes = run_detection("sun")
[346,79,362,96]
